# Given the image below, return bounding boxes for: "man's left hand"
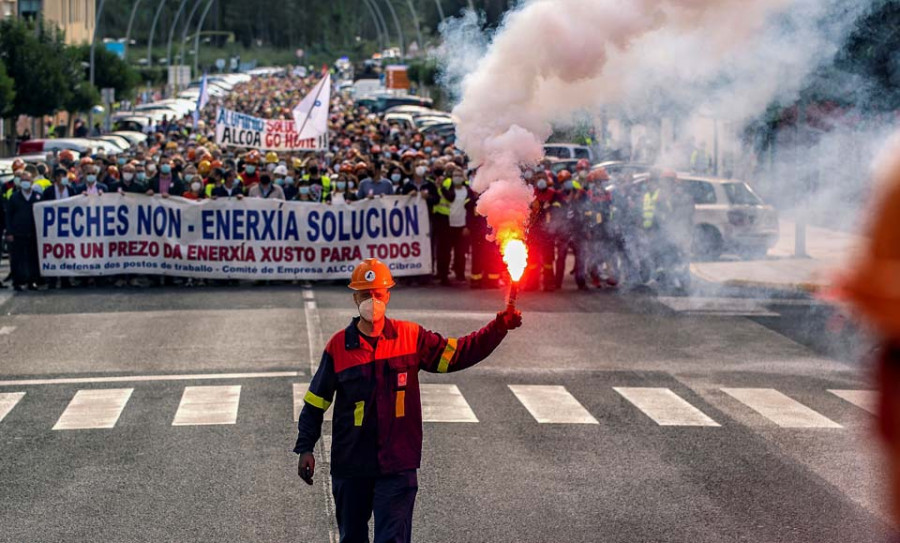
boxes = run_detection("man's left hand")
[496,308,523,331]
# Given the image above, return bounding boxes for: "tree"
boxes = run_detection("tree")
[0,60,15,118]
[70,45,141,100]
[0,17,69,119]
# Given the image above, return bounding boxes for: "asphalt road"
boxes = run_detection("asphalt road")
[0,278,890,543]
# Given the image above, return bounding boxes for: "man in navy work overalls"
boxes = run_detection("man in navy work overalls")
[294,257,522,543]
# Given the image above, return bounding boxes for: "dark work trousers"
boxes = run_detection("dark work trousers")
[10,235,40,287]
[554,237,586,289]
[332,470,418,543]
[434,215,468,281]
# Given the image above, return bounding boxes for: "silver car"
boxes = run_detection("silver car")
[679,175,779,259]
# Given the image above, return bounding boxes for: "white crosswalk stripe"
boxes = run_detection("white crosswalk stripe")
[0,392,25,422]
[508,385,598,424]
[722,388,842,428]
[172,385,241,426]
[421,384,478,422]
[828,389,876,414]
[614,387,720,427]
[0,326,16,335]
[53,389,133,430]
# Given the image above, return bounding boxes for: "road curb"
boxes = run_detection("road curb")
[690,264,824,294]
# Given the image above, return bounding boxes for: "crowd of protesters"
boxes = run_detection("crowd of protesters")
[0,69,695,293]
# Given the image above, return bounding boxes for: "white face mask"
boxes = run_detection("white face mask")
[357,297,386,323]
[415,166,426,177]
[191,182,202,192]
[123,173,134,181]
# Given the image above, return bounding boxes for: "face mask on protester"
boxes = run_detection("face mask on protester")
[137,172,146,181]
[536,179,548,190]
[184,174,195,182]
[348,181,356,190]
[191,182,202,192]
[284,176,295,186]
[357,297,386,323]
[123,173,134,182]
[299,186,310,195]
[424,146,432,153]
[86,175,97,184]
[13,175,21,187]
[336,181,347,191]
[117,158,126,166]
[391,173,401,183]
[382,153,391,161]
[563,180,575,191]
[523,170,534,180]
[274,177,284,186]
[452,176,464,187]
[20,181,32,192]
[246,165,256,174]
[61,178,71,187]
[415,166,427,177]
[160,165,172,175]
[578,170,587,179]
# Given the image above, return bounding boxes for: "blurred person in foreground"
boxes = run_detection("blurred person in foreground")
[840,141,900,532]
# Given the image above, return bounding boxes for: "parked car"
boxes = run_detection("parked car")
[544,143,594,161]
[631,173,779,259]
[112,131,149,146]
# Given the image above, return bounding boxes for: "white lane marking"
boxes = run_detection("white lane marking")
[53,388,133,430]
[657,297,780,317]
[508,385,598,424]
[421,384,478,422]
[304,291,324,376]
[293,382,332,421]
[0,371,299,387]
[0,392,25,422]
[172,385,241,426]
[303,290,315,301]
[0,326,16,335]
[722,388,842,428]
[829,389,876,414]
[614,387,720,427]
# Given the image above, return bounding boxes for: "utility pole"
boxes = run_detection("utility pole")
[88,0,108,130]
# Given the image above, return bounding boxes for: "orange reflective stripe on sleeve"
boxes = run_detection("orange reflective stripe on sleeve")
[395,390,406,418]
[437,338,458,373]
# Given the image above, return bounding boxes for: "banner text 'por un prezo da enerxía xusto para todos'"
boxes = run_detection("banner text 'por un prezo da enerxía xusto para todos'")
[35,194,432,280]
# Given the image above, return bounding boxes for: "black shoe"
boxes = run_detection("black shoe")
[13,285,23,292]
[439,278,451,286]
[27,283,38,291]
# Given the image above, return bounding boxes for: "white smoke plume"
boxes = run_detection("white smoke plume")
[445,0,877,240]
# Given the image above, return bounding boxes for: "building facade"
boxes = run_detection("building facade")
[3,0,95,45]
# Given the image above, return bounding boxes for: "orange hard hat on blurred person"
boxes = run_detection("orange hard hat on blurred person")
[576,159,591,171]
[840,162,900,339]
[557,169,572,182]
[589,168,610,182]
[349,258,396,290]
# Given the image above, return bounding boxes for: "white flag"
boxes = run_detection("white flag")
[292,73,331,139]
[193,73,209,128]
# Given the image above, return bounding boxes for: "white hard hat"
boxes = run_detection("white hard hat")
[274,165,288,176]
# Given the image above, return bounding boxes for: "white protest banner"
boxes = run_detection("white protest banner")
[214,107,327,151]
[35,194,431,280]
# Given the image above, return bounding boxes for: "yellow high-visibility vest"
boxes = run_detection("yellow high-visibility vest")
[642,190,659,229]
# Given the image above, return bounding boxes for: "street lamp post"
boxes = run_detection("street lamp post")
[124,0,144,58]
[361,0,385,51]
[193,0,216,76]
[404,0,423,55]
[88,0,108,130]
[179,0,205,73]
[381,0,405,57]
[434,0,445,23]
[166,0,191,68]
[147,0,168,70]
[364,0,391,52]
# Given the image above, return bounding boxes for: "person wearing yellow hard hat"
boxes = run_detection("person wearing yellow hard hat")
[294,258,522,542]
[840,142,900,530]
